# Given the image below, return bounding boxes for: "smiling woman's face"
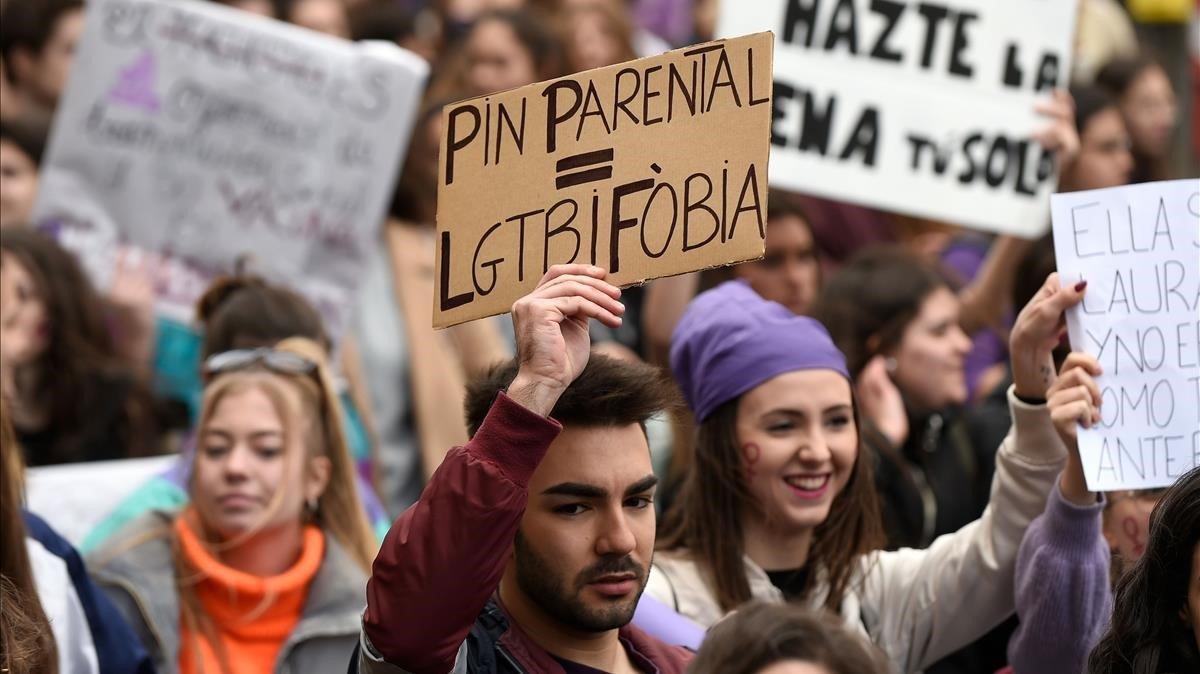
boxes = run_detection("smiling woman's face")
[735,369,858,534]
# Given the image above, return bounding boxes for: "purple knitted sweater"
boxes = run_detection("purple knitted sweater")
[1007,479,1112,674]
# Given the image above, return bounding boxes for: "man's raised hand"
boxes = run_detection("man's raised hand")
[507,264,624,416]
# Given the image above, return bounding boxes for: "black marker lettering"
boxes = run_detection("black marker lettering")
[445,104,481,186]
[609,179,655,273]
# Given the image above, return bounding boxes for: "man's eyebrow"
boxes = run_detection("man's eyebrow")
[624,475,659,498]
[542,482,607,498]
[540,475,660,499]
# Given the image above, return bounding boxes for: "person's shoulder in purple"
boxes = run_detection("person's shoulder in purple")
[1007,349,1113,674]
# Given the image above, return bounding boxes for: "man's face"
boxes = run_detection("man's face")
[513,423,657,632]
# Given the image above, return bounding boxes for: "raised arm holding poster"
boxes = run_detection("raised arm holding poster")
[32,0,428,340]
[434,32,773,328]
[718,0,1076,236]
[1051,179,1200,491]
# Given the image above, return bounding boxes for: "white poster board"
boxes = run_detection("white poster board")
[1052,179,1200,491]
[32,0,427,338]
[26,455,176,547]
[718,0,1075,236]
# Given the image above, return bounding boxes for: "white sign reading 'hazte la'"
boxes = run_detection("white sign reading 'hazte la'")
[1052,179,1200,492]
[718,0,1076,237]
[33,0,427,339]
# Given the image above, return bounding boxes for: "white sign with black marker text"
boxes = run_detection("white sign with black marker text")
[1052,179,1200,491]
[718,0,1076,236]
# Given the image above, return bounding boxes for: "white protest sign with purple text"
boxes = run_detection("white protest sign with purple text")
[1052,179,1200,491]
[718,0,1075,236]
[33,0,427,339]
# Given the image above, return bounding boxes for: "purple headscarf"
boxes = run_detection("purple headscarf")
[670,281,850,422]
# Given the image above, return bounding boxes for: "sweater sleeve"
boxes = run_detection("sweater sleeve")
[861,386,1068,672]
[362,393,561,674]
[1007,480,1111,674]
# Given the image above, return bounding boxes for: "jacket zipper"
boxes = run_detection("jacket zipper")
[497,644,527,673]
[100,575,172,666]
[911,415,943,546]
[274,622,361,673]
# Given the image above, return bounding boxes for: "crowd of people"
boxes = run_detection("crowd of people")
[1,0,1198,673]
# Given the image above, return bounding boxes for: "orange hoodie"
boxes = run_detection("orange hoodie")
[175,514,324,674]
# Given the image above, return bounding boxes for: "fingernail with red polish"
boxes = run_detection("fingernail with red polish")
[1074,280,1087,292]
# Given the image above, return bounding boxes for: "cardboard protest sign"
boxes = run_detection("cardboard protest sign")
[33,0,427,339]
[1051,179,1200,491]
[718,1,1076,237]
[434,33,773,328]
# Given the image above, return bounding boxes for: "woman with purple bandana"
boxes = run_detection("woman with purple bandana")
[642,273,1089,672]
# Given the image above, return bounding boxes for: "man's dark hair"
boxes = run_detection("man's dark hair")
[0,0,84,84]
[464,354,681,437]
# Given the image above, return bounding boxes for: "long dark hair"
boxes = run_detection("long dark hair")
[811,246,951,379]
[0,229,158,463]
[658,395,884,613]
[0,399,57,674]
[1089,466,1200,673]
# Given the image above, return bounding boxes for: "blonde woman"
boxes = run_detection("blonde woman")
[88,338,376,673]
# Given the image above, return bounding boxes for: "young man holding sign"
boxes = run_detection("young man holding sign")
[357,265,691,673]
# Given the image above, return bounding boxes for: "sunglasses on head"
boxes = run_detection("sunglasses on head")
[203,348,317,379]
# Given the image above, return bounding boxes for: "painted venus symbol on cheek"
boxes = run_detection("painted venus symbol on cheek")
[741,442,761,479]
[1122,516,1147,558]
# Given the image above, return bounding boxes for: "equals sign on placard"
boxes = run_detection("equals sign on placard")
[555,148,614,189]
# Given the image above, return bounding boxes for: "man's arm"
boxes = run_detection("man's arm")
[363,393,561,673]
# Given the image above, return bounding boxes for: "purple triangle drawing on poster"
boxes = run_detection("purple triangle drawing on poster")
[108,51,160,113]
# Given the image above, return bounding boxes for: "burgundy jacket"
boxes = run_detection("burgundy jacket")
[361,393,692,674]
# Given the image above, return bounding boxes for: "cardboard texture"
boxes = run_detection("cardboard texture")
[33,0,428,341]
[1051,179,1200,491]
[434,32,773,328]
[718,1,1077,237]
